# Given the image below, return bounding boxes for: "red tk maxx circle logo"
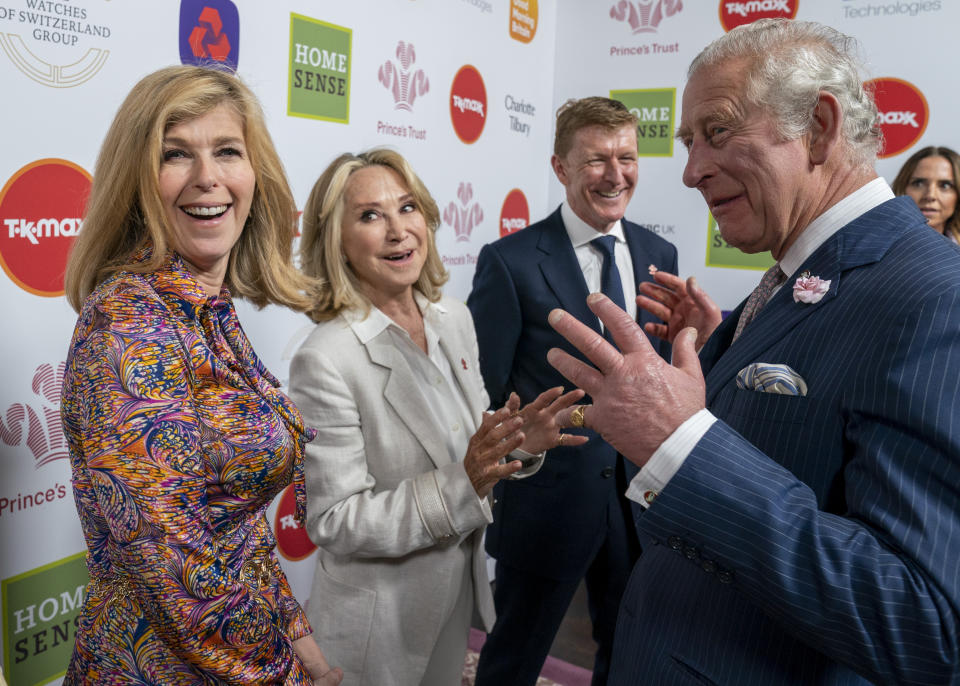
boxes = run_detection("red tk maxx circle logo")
[499,189,530,238]
[719,0,798,32]
[867,77,929,159]
[274,484,317,561]
[0,159,91,297]
[450,65,487,144]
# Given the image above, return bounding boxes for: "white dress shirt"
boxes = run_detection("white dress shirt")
[626,177,895,507]
[561,202,638,323]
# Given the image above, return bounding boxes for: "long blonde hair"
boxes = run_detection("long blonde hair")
[65,65,312,312]
[299,149,448,323]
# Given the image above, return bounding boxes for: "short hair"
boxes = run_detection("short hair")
[299,148,448,323]
[553,97,638,158]
[688,18,881,167]
[65,65,311,313]
[892,145,960,242]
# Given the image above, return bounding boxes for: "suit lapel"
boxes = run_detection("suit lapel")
[702,196,917,404]
[536,209,603,336]
[359,327,452,469]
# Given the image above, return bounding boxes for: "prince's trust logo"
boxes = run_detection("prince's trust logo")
[443,183,483,243]
[609,0,683,34]
[378,41,429,112]
[0,363,68,469]
[0,0,112,87]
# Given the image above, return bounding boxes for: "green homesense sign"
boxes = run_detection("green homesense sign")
[3,552,89,686]
[288,13,352,123]
[610,88,675,157]
[705,212,775,270]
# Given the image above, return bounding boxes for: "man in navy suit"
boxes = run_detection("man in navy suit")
[467,97,678,685]
[548,19,960,685]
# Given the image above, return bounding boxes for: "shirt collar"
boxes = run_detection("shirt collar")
[779,177,893,278]
[346,290,444,344]
[560,202,626,248]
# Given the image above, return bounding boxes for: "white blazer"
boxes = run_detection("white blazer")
[289,295,538,685]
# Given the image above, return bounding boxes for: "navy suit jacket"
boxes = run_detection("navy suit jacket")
[467,207,678,581]
[610,197,960,685]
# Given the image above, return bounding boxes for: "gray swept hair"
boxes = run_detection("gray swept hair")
[689,18,881,167]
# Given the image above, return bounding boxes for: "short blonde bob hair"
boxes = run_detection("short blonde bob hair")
[299,148,448,323]
[65,65,312,312]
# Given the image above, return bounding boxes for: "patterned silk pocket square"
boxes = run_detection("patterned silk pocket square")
[736,363,808,396]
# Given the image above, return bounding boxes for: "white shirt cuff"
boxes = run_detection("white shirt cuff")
[625,408,717,508]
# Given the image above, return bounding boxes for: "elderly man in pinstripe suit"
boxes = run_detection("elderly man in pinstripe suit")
[548,19,960,686]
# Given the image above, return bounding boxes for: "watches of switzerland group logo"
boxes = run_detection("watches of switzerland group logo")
[867,78,929,159]
[178,0,240,70]
[449,65,487,144]
[0,159,90,297]
[719,0,797,31]
[0,0,112,88]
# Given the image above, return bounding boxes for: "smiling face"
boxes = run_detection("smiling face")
[158,103,255,294]
[341,165,428,306]
[551,123,638,233]
[903,155,958,234]
[678,60,814,259]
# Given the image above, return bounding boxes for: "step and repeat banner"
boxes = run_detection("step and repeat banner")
[1,1,956,683]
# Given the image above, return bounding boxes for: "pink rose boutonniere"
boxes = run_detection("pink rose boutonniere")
[792,271,831,304]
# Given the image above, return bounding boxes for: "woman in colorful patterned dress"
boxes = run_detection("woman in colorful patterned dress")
[61,66,342,685]
[287,149,587,685]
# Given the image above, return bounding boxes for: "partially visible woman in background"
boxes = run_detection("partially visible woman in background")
[61,65,340,685]
[892,145,960,244]
[289,148,585,686]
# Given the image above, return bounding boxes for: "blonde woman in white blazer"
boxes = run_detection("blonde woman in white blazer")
[289,149,585,686]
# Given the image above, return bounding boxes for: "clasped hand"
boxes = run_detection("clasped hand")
[547,293,706,468]
[464,387,585,498]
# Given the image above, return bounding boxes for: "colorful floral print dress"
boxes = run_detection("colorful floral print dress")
[61,251,316,684]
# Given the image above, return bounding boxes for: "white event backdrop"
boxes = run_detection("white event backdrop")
[1,1,956,682]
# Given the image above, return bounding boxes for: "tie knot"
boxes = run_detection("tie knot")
[759,263,786,290]
[591,235,617,258]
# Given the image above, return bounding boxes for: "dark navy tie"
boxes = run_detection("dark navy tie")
[591,235,627,344]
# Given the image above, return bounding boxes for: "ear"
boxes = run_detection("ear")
[808,91,843,166]
[551,154,568,186]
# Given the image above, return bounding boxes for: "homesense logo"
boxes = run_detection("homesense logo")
[288,13,352,124]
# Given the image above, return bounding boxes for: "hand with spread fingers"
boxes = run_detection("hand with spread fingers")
[637,270,722,351]
[505,387,588,455]
[463,406,527,498]
[548,293,705,468]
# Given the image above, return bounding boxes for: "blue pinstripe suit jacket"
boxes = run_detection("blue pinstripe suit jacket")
[609,196,960,685]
